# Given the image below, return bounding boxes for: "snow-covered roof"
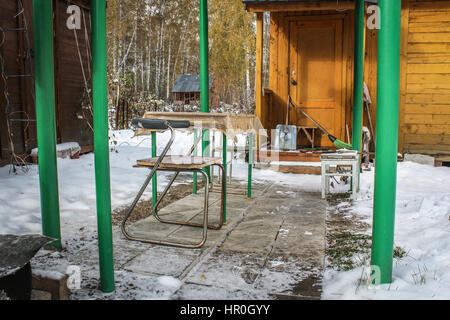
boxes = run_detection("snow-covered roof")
[171,74,213,93]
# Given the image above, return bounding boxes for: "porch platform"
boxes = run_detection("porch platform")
[257,149,334,175]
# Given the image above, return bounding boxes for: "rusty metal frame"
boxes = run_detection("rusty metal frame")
[121,122,225,249]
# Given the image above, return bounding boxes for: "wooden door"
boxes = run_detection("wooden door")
[289,19,344,147]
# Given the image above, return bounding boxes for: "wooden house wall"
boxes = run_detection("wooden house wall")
[53,0,93,148]
[0,0,35,162]
[0,0,93,165]
[400,0,450,156]
[263,0,450,156]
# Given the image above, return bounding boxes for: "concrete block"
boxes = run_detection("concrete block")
[32,270,70,300]
[31,290,52,301]
[404,153,435,166]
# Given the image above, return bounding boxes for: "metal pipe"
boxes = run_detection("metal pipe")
[193,128,199,194]
[91,0,114,293]
[32,0,61,249]
[122,168,210,249]
[121,124,175,231]
[371,0,402,285]
[200,0,210,178]
[352,0,365,154]
[152,164,225,231]
[222,133,227,222]
[248,133,254,199]
[152,131,157,212]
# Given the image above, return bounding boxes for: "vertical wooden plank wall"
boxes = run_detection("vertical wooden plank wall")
[0,0,94,165]
[54,0,94,148]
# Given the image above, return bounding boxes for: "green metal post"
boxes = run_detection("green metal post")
[152,131,158,210]
[352,0,365,191]
[193,129,198,194]
[248,133,254,199]
[352,0,365,155]
[200,0,210,178]
[371,0,402,285]
[33,0,62,249]
[222,133,227,222]
[91,0,115,293]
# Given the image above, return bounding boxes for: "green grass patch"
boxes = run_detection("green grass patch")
[326,232,372,271]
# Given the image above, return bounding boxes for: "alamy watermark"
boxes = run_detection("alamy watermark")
[66,5,81,30]
[66,265,81,290]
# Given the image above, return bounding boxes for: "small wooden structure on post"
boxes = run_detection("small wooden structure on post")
[171,74,216,109]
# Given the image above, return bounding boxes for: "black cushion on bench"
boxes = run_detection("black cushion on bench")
[131,118,191,131]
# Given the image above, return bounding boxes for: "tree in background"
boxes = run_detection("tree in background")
[210,0,256,113]
[105,0,256,127]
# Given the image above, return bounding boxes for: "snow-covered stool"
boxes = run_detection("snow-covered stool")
[31,142,82,163]
[320,150,360,200]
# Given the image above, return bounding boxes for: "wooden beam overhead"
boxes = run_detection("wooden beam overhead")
[245,1,355,12]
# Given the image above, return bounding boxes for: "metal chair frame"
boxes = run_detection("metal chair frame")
[121,120,226,249]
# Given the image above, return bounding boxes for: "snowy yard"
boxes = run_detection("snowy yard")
[0,130,449,300]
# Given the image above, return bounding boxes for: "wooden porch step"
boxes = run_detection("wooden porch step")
[257,149,333,163]
[271,164,322,175]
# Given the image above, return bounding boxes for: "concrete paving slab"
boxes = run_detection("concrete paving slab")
[218,216,283,254]
[173,283,268,300]
[183,251,266,290]
[124,246,202,278]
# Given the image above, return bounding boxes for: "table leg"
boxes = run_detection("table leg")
[321,163,326,199]
[193,129,198,195]
[248,132,254,199]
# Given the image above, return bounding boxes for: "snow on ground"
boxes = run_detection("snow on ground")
[1,129,449,300]
[0,129,320,237]
[323,161,450,300]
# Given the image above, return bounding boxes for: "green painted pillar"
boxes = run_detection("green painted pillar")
[371,0,402,285]
[200,0,210,178]
[91,0,115,293]
[33,0,62,249]
[152,131,158,210]
[248,133,254,199]
[352,0,365,154]
[222,133,227,222]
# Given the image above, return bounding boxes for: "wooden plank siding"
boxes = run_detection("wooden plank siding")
[0,0,93,165]
[0,0,34,158]
[403,0,450,156]
[53,0,94,148]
